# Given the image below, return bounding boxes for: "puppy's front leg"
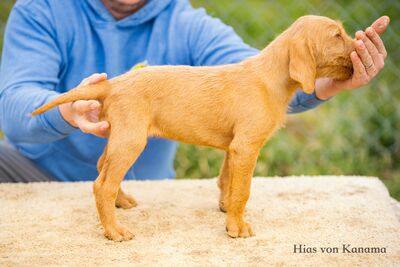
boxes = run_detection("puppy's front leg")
[225,142,259,238]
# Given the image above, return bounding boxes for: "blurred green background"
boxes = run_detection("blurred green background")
[1,0,399,200]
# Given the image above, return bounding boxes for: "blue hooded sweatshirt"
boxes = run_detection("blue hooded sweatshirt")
[0,0,325,181]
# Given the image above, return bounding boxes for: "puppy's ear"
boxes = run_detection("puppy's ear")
[289,39,316,94]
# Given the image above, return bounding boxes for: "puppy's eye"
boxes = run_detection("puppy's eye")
[335,33,342,39]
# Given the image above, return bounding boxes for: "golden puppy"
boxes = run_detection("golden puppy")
[32,15,354,241]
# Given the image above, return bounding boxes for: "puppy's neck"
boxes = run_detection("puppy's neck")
[243,36,300,109]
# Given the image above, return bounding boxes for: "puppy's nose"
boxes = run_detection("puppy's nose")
[346,38,356,56]
[348,38,356,50]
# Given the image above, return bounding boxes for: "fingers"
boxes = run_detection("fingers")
[354,20,388,78]
[340,17,389,91]
[80,73,107,86]
[350,51,369,85]
[354,38,377,77]
[357,30,381,64]
[355,31,381,76]
[63,72,109,138]
[75,118,110,138]
[71,100,110,138]
[365,27,387,59]
[72,100,101,114]
[371,16,390,35]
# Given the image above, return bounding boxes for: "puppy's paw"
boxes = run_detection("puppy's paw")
[104,224,134,242]
[225,218,254,238]
[115,193,137,209]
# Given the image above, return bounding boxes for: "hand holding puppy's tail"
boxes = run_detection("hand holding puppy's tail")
[31,82,110,116]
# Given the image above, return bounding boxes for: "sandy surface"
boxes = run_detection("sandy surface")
[0,176,399,266]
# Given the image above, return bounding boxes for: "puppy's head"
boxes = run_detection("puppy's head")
[287,15,355,94]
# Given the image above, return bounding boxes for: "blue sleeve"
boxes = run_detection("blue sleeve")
[186,7,327,113]
[0,4,76,144]
[287,91,327,114]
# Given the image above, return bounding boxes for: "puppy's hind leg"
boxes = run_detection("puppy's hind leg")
[93,124,148,242]
[115,187,138,209]
[98,144,138,210]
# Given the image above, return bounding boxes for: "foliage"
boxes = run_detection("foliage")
[0,0,13,53]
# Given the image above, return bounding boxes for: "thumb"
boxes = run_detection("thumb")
[75,119,110,138]
[371,16,390,35]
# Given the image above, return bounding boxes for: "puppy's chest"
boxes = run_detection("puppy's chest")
[259,110,287,138]
[275,116,288,131]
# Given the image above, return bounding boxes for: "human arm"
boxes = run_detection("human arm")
[0,4,77,144]
[0,3,109,142]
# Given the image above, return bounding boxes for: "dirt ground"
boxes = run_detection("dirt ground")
[0,176,399,266]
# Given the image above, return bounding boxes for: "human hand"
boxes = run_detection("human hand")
[59,73,110,138]
[315,16,390,100]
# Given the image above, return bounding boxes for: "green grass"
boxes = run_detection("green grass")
[1,0,399,200]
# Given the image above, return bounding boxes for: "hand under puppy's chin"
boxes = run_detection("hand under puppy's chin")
[317,65,354,81]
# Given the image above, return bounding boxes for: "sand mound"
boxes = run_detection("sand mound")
[0,176,399,266]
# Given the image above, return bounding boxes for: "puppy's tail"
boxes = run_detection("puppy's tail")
[31,82,110,116]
